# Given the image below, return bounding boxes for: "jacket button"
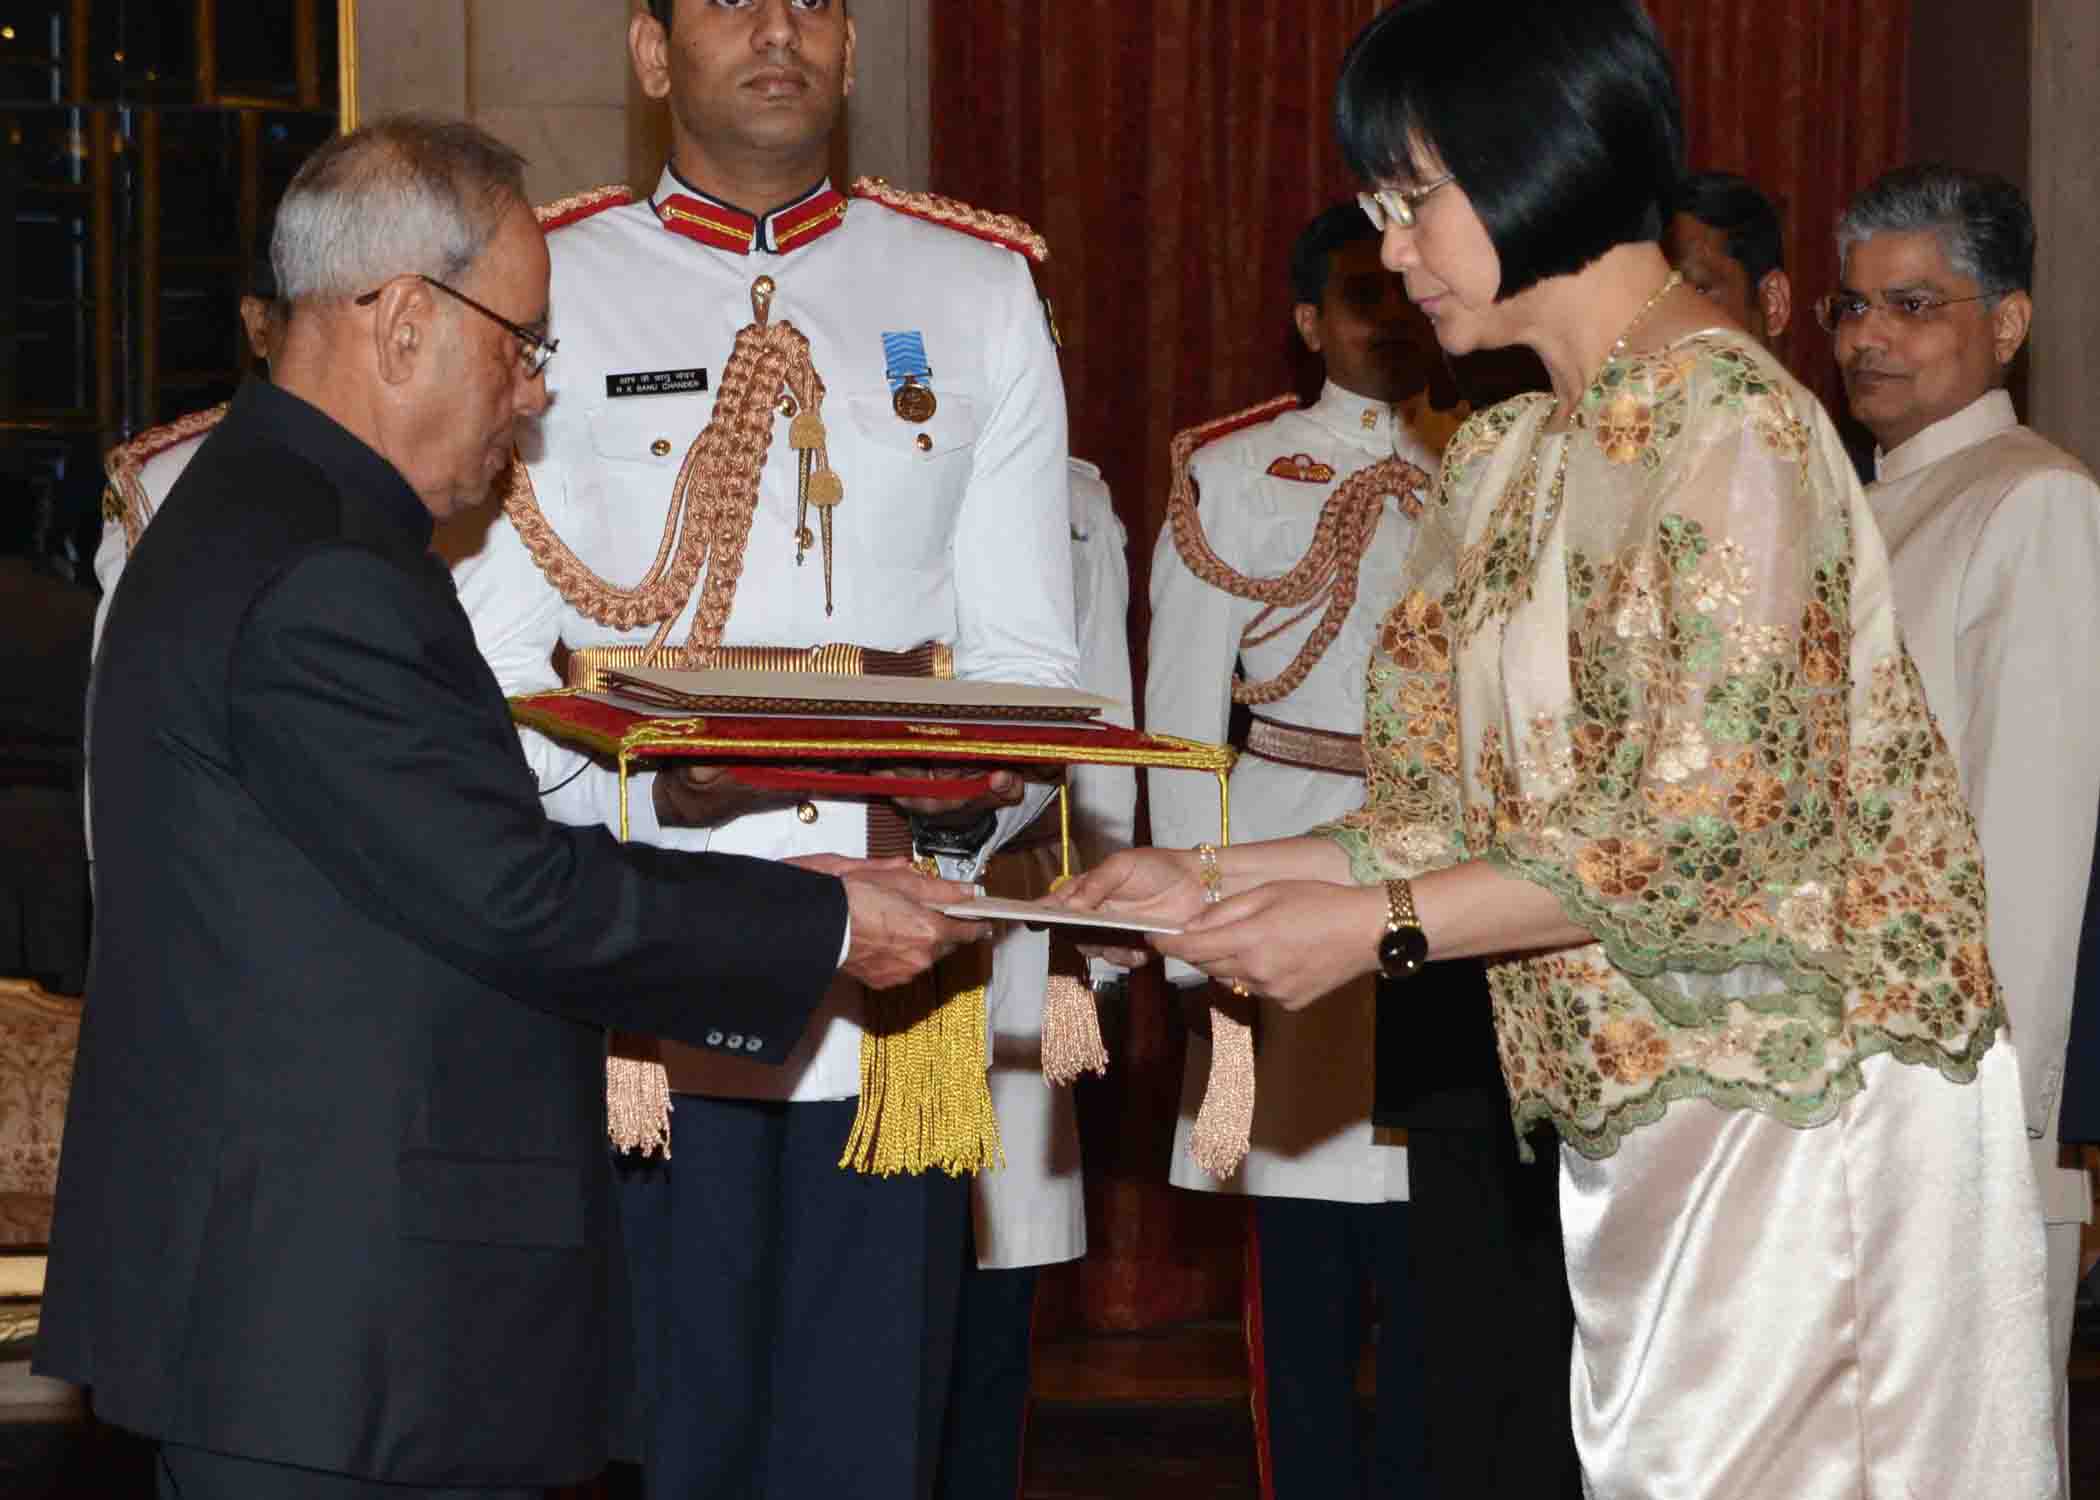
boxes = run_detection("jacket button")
[796,801,819,825]
[651,438,673,457]
[706,1030,724,1047]
[725,1033,744,1050]
[745,1037,764,1053]
[915,433,934,453]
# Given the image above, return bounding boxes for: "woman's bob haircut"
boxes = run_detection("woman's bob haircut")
[1334,0,1685,302]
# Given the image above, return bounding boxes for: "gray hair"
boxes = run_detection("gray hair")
[271,115,529,303]
[1836,163,2035,298]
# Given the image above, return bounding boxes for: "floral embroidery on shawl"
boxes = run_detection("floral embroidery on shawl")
[1319,333,2004,1158]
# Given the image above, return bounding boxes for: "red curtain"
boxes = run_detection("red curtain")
[931,0,1910,1335]
[1649,2,1912,409]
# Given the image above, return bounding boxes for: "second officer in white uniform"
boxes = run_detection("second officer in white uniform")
[1146,203,1452,1498]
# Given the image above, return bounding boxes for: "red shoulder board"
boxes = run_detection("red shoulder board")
[850,176,1049,265]
[1170,394,1300,471]
[538,184,636,233]
[1264,454,1336,484]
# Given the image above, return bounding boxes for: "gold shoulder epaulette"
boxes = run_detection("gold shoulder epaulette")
[850,176,1049,265]
[1171,394,1300,471]
[538,184,637,233]
[104,403,230,553]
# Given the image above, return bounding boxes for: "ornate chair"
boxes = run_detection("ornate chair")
[0,977,81,1413]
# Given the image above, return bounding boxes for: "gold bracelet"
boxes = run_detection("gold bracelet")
[1194,842,1223,904]
[1194,844,1247,994]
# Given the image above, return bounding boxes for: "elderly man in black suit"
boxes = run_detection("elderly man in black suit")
[35,115,979,1500]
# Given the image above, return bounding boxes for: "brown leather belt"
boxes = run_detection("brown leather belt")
[1244,713,1365,778]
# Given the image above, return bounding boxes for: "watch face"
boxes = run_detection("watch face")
[1378,925,1429,980]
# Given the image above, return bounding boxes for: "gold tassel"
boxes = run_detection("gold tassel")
[1040,973,1107,1085]
[1188,1004,1255,1179]
[606,1036,674,1157]
[1040,932,1108,1086]
[839,944,1005,1177]
[1039,873,1108,1086]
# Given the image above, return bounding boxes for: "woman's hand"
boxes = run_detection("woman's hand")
[1055,847,1209,968]
[1155,880,1389,1011]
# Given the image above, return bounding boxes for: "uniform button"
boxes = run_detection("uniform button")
[915,433,934,453]
[651,438,672,457]
[725,1033,744,1051]
[745,1037,764,1053]
[796,801,820,825]
[706,1030,724,1047]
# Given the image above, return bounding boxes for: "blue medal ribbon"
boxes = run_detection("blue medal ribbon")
[881,331,933,393]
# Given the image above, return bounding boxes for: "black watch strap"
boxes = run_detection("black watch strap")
[910,808,1000,858]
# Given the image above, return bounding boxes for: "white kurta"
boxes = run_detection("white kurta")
[449,174,1079,1105]
[1145,382,1440,1201]
[971,459,1134,1270]
[1866,388,2100,1463]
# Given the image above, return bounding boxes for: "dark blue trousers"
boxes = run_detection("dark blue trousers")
[932,1214,1041,1500]
[1252,1196,1427,1500]
[616,1094,967,1500]
[154,1445,534,1499]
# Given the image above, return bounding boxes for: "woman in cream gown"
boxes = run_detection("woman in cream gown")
[1065,1,2059,1495]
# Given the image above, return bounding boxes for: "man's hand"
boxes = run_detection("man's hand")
[652,763,802,829]
[834,861,985,991]
[871,764,1027,820]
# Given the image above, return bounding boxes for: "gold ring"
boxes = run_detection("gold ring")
[1229,980,1251,998]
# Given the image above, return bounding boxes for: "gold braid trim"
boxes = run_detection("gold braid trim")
[850,176,1050,265]
[1167,398,1431,706]
[103,403,229,552]
[503,278,830,665]
[536,184,636,231]
[564,640,953,693]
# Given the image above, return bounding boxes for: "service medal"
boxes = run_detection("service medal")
[892,377,938,423]
[882,330,937,424]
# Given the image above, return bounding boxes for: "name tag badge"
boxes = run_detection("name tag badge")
[606,368,709,399]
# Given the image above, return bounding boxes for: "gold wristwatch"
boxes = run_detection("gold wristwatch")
[1377,877,1428,980]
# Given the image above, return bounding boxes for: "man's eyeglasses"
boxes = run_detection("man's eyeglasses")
[1813,289,1995,334]
[1358,173,1456,232]
[354,274,558,377]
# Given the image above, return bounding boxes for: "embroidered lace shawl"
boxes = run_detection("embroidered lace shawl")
[1320,332,2006,1158]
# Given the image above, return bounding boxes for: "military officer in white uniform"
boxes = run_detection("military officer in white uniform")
[91,261,280,655]
[1146,204,1449,1498]
[447,4,1077,1499]
[937,457,1134,1498]
[1833,165,2100,1489]
[87,263,281,874]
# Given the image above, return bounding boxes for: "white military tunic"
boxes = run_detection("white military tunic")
[1866,388,2100,1457]
[451,173,1079,1104]
[1146,381,1442,1200]
[88,416,225,864]
[972,458,1134,1269]
[92,428,214,654]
